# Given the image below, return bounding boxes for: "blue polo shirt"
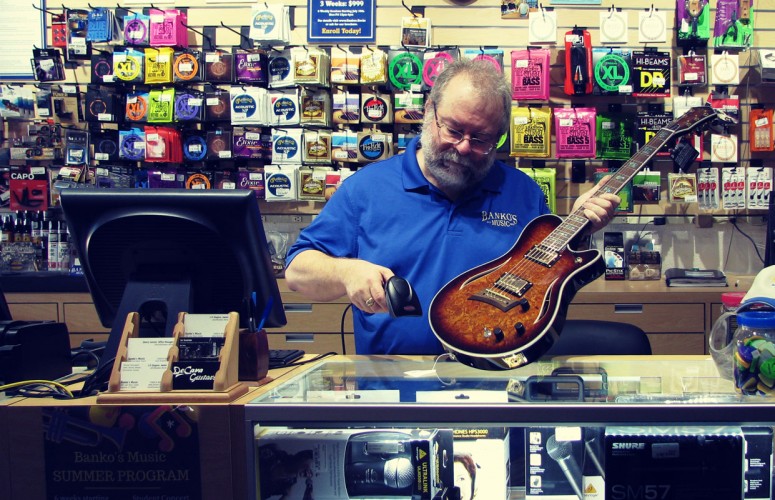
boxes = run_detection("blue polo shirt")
[285,136,551,354]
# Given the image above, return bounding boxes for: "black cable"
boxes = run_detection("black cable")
[731,218,765,264]
[280,351,337,368]
[340,303,353,354]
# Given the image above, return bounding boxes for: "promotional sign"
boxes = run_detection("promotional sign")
[308,0,376,43]
[43,405,202,499]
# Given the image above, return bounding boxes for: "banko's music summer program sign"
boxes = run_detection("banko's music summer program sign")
[308,0,376,43]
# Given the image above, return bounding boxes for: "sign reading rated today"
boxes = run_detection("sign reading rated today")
[308,0,376,43]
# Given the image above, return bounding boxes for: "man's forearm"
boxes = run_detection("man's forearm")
[284,250,350,301]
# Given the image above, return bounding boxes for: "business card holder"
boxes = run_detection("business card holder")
[97,311,248,403]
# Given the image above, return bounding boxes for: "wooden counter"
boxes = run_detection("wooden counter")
[5,275,755,356]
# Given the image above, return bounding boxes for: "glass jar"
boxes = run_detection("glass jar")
[733,310,775,396]
[709,292,747,380]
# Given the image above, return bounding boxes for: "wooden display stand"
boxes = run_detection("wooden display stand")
[97,311,248,403]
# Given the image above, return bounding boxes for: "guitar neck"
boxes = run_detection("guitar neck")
[550,110,716,247]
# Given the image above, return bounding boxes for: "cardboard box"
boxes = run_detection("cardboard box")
[604,232,625,281]
[525,427,585,499]
[256,427,453,499]
[742,427,774,500]
[605,426,745,500]
[453,428,510,500]
[627,251,662,281]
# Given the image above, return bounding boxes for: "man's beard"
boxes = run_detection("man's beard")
[420,126,496,194]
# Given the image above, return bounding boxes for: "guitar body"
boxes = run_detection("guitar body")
[429,214,604,370]
[428,106,732,371]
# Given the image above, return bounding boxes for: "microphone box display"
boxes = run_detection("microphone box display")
[255,427,453,499]
[525,426,605,499]
[604,426,745,500]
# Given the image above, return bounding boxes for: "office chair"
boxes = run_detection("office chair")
[545,319,652,356]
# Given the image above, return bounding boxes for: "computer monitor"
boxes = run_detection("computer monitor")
[60,188,287,375]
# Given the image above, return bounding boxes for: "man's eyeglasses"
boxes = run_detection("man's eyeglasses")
[432,102,495,155]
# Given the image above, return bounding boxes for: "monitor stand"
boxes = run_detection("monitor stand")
[96,278,193,375]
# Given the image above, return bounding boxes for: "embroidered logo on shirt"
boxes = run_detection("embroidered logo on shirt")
[481,211,518,227]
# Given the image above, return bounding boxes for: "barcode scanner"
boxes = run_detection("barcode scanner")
[384,276,422,318]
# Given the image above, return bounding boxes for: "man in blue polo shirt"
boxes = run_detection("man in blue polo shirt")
[284,59,619,355]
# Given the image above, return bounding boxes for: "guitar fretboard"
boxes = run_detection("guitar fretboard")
[541,107,719,251]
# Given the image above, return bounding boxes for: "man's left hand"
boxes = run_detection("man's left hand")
[573,177,621,234]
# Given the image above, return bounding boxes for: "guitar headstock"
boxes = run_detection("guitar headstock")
[669,105,737,138]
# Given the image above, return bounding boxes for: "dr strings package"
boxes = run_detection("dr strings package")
[564,28,593,95]
[511,49,550,101]
[510,106,551,158]
[519,167,556,213]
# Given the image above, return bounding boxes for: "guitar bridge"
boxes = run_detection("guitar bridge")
[469,273,532,312]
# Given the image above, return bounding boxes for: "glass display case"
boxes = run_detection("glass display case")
[245,355,775,499]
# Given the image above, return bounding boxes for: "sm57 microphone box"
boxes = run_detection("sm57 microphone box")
[255,427,453,499]
[604,426,748,500]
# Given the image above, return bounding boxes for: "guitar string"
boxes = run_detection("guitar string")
[486,108,718,307]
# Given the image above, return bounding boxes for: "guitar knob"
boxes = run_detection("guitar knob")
[518,298,529,312]
[493,327,504,341]
[514,322,525,336]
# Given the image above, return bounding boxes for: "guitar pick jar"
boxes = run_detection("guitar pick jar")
[733,310,775,396]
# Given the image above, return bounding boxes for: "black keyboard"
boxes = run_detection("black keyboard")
[268,349,305,368]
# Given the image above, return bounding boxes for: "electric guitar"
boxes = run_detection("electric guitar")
[429,106,735,370]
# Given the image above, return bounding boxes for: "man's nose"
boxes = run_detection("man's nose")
[453,137,473,155]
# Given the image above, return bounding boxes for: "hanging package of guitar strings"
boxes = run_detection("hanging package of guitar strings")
[123,12,150,46]
[264,165,298,201]
[714,0,754,49]
[332,92,360,125]
[302,130,332,164]
[668,172,698,204]
[301,88,331,127]
[206,128,232,161]
[235,50,268,84]
[510,106,551,158]
[360,48,388,85]
[86,8,114,43]
[677,0,710,42]
[144,47,174,84]
[511,49,550,101]
[596,107,633,160]
[710,132,738,163]
[292,47,329,86]
[65,129,90,165]
[91,52,114,84]
[230,86,268,125]
[677,52,707,86]
[721,167,746,209]
[518,167,556,213]
[65,9,90,61]
[594,167,632,213]
[174,89,204,122]
[593,48,633,96]
[32,49,66,82]
[268,49,294,88]
[388,49,424,92]
[272,128,303,164]
[147,88,175,124]
[113,48,144,84]
[750,108,774,152]
[564,28,593,95]
[204,50,234,83]
[555,107,596,159]
[632,49,671,98]
[394,92,424,124]
[462,48,504,74]
[331,47,361,85]
[747,167,773,209]
[423,49,458,91]
[269,89,300,126]
[697,167,720,210]
[249,4,291,44]
[173,49,202,83]
[710,52,740,86]
[232,126,266,159]
[632,169,662,203]
[119,128,146,161]
[637,109,673,156]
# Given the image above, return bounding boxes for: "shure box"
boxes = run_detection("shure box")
[256,427,453,499]
[605,426,745,500]
[741,427,773,500]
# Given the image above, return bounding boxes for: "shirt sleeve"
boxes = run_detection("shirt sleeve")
[285,181,360,266]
